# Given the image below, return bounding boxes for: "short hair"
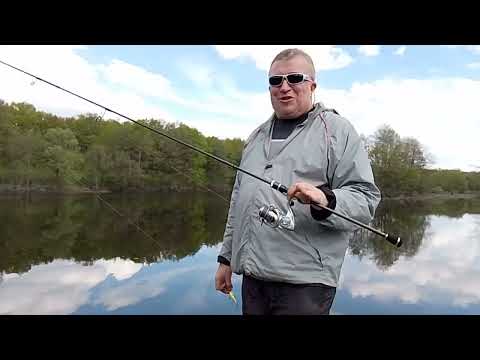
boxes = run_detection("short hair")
[270,48,316,80]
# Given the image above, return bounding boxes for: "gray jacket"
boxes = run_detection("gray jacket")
[218,102,381,287]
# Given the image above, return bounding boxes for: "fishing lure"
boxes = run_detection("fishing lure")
[228,291,237,305]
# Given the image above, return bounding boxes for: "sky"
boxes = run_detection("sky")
[0,44,479,171]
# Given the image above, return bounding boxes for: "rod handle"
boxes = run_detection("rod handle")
[270,181,289,195]
[279,185,289,195]
[385,234,402,247]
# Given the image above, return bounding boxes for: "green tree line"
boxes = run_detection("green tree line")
[0,100,243,193]
[364,124,480,197]
[1,100,479,196]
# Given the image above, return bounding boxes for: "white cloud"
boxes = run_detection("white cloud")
[182,111,265,140]
[466,46,480,55]
[173,60,273,137]
[0,45,176,123]
[1,45,98,115]
[99,59,187,106]
[340,214,480,310]
[213,45,354,72]
[316,77,480,171]
[177,60,216,89]
[180,80,272,131]
[0,45,269,138]
[358,45,381,57]
[444,45,480,55]
[394,46,407,56]
[467,62,480,69]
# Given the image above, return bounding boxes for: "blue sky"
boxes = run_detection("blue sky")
[1,45,479,171]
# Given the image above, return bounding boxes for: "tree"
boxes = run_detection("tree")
[42,128,84,186]
[6,98,476,197]
[466,172,480,191]
[401,137,428,169]
[5,130,46,190]
[441,170,468,193]
[84,144,111,190]
[67,114,103,152]
[367,125,432,196]
[368,124,403,169]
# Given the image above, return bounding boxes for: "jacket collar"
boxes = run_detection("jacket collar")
[262,102,326,160]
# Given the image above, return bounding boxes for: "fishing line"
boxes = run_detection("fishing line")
[64,172,161,249]
[162,161,230,203]
[125,138,230,203]
[0,59,402,248]
[0,59,266,184]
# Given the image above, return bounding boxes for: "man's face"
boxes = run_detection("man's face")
[268,55,316,120]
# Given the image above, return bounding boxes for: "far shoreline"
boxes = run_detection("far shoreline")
[384,192,480,201]
[1,185,479,201]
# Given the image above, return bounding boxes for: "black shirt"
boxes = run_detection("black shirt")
[272,107,313,140]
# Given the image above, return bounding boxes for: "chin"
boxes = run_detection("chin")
[276,108,299,119]
[274,106,294,118]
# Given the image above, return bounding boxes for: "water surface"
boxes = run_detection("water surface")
[1,193,479,315]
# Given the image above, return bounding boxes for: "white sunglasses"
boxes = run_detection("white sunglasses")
[268,72,313,87]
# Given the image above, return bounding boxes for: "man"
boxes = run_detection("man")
[215,48,381,315]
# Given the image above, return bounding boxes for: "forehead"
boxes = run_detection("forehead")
[269,55,312,75]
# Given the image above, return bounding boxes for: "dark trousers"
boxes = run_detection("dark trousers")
[241,275,336,315]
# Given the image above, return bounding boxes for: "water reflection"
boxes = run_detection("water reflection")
[335,199,480,314]
[349,198,480,269]
[1,193,479,314]
[75,246,242,315]
[0,192,228,274]
[0,245,243,315]
[0,258,143,314]
[0,192,242,314]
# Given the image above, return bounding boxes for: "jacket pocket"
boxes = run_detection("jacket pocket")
[295,207,326,268]
[303,232,324,268]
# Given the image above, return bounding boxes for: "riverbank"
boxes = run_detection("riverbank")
[384,192,480,201]
[0,184,231,195]
[0,184,111,194]
[2,184,479,201]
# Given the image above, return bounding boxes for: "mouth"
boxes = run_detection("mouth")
[279,96,294,103]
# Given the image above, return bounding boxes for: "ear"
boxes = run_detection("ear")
[311,82,317,92]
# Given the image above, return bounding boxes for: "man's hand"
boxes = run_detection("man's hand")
[215,263,233,294]
[287,182,328,207]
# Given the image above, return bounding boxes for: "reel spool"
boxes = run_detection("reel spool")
[258,198,295,231]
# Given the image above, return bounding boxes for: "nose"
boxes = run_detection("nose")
[279,78,292,92]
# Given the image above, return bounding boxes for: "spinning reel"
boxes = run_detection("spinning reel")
[258,198,296,231]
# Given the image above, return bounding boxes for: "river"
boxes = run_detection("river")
[1,192,479,314]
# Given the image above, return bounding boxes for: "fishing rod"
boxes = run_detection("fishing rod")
[0,59,402,248]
